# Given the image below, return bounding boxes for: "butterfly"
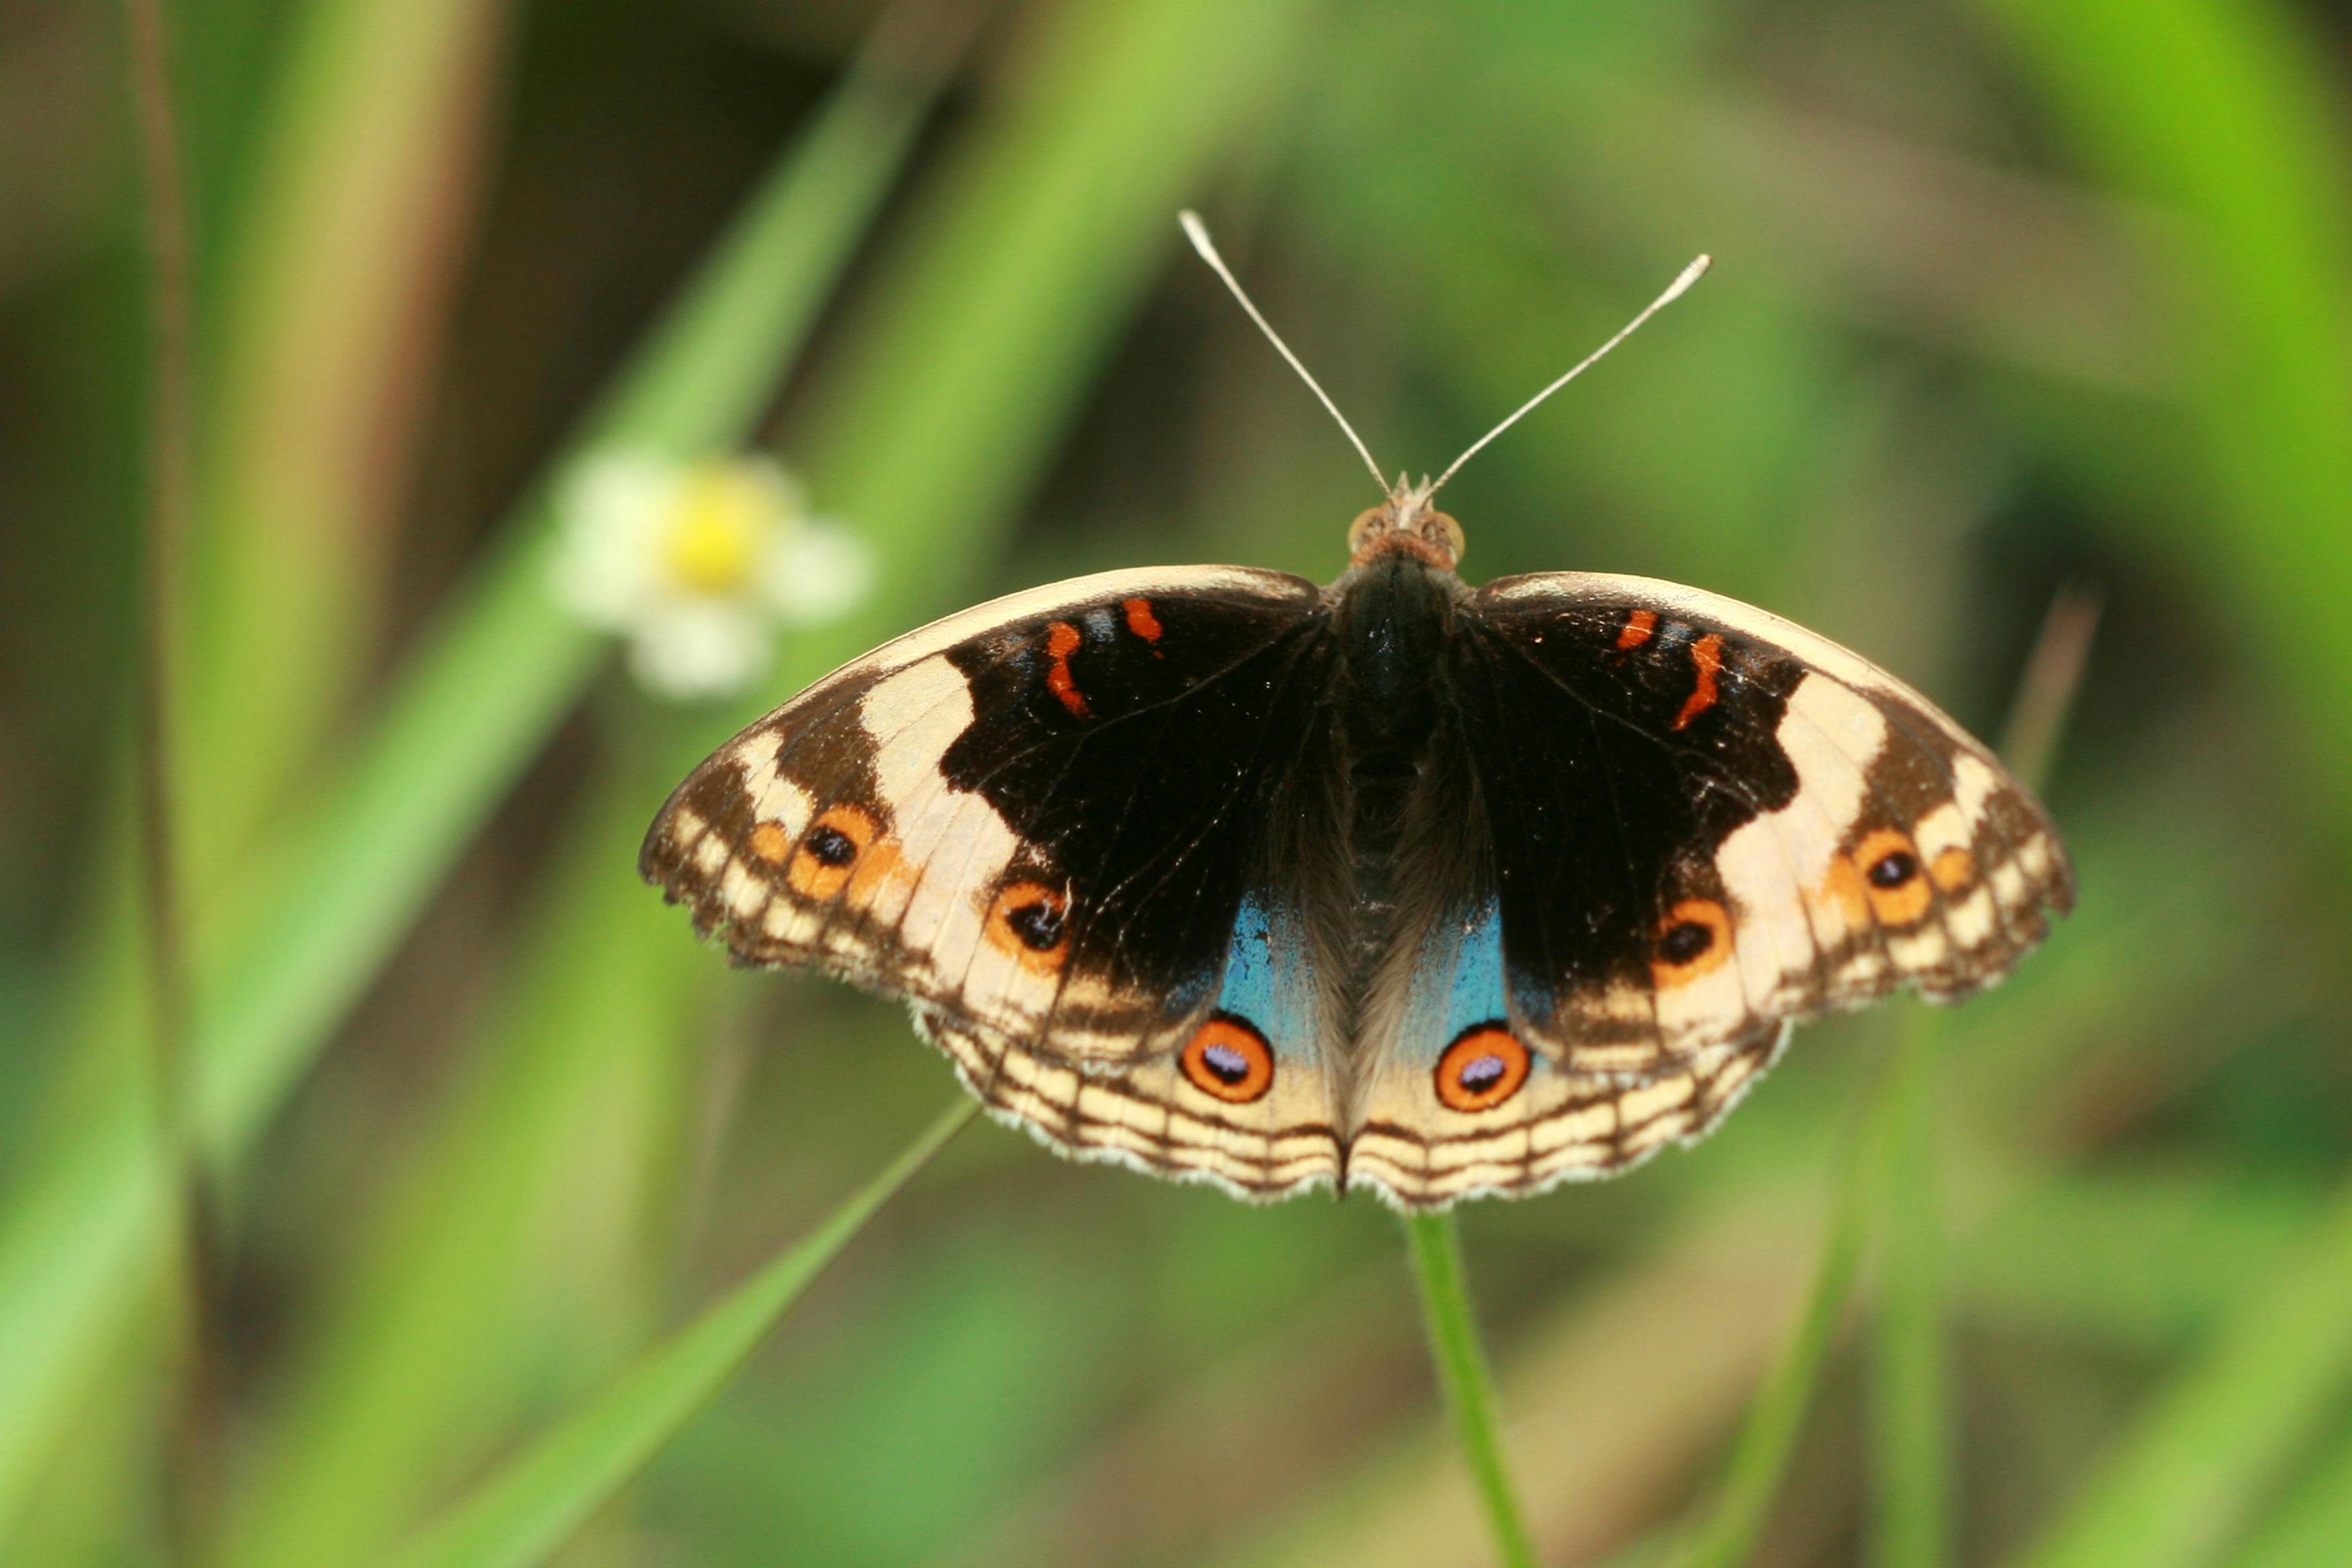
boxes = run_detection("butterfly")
[640,217,2072,1211]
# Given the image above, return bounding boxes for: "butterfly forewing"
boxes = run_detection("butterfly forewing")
[642,565,1361,1195]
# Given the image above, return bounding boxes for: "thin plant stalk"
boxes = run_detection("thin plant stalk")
[1679,585,2101,1568]
[1864,585,2100,1568]
[1867,1042,1952,1568]
[1406,1212,1539,1568]
[120,0,225,1550]
[1673,1079,1890,1568]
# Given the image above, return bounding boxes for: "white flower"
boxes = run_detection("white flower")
[552,451,874,699]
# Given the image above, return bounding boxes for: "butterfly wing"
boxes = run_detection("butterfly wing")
[641,565,1351,1196]
[1344,571,2072,1209]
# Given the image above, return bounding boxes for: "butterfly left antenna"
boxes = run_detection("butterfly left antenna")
[1428,254,1712,497]
[1179,211,1391,499]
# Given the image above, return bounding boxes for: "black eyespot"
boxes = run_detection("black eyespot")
[1659,920,1714,964]
[804,825,857,867]
[1200,1040,1251,1084]
[1867,850,1920,889]
[1456,1053,1508,1094]
[1006,897,1067,951]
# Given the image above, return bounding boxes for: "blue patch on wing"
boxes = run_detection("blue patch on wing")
[1403,901,1512,1050]
[1215,895,1321,1059]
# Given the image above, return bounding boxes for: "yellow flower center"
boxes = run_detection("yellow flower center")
[662,467,775,595]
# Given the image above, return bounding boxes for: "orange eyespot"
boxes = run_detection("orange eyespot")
[1853,828,1932,926]
[1181,1015,1275,1104]
[787,804,877,899]
[985,880,1071,972]
[1653,897,1734,987]
[1434,1024,1531,1113]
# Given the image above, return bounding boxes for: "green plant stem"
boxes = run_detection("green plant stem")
[387,1098,977,1568]
[1675,1059,1897,1568]
[119,0,227,1552]
[1405,1212,1539,1568]
[1865,1025,1951,1568]
[1863,586,2100,1568]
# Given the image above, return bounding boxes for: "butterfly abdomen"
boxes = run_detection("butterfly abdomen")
[1330,557,1467,980]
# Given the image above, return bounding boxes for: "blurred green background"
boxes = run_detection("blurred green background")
[7,0,2352,1563]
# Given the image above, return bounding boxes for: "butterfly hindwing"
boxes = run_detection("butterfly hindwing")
[1347,875,1789,1209]
[640,567,1335,1069]
[927,888,1345,1201]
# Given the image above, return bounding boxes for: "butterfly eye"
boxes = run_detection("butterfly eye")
[1852,829,1933,926]
[987,881,1072,972]
[1652,897,1734,987]
[786,805,877,899]
[1181,1016,1275,1104]
[1434,1024,1530,1113]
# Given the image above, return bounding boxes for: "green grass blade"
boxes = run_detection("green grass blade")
[221,746,714,1568]
[1669,1069,1886,1568]
[1977,0,2352,843]
[0,53,934,1536]
[385,1099,976,1568]
[797,0,1316,590]
[1865,588,2097,1568]
[2006,1189,2352,1568]
[1866,1035,1953,1568]
[191,33,941,1168]
[1405,1214,1538,1568]
[183,0,511,885]
[2223,1422,2352,1568]
[578,44,941,458]
[205,0,1318,1555]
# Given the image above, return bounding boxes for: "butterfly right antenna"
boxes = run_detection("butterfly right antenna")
[1427,254,1711,497]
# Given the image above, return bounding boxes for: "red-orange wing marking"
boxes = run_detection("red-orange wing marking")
[1123,597,1165,643]
[1044,621,1089,717]
[1672,632,1724,730]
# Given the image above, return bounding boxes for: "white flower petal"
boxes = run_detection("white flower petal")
[764,522,875,626]
[737,456,806,520]
[548,447,869,693]
[552,453,679,624]
[628,601,773,699]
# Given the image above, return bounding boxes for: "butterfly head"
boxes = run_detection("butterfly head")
[1349,477,1464,572]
